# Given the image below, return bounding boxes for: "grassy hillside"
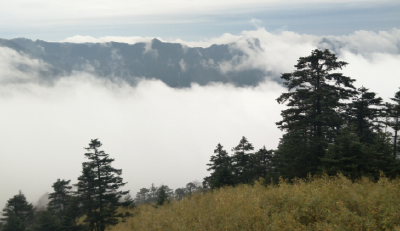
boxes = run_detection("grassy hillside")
[109,175,400,231]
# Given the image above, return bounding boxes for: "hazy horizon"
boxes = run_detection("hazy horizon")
[1,0,399,211]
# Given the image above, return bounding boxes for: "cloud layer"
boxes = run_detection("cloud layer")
[0,27,399,209]
[0,75,286,210]
[62,28,400,98]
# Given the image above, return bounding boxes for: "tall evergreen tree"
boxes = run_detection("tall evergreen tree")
[275,49,356,179]
[155,185,169,207]
[32,210,60,231]
[361,131,399,179]
[48,179,73,222]
[60,197,84,231]
[250,146,274,182]
[203,143,235,189]
[321,125,400,180]
[347,86,383,143]
[386,88,400,157]
[320,126,364,180]
[0,191,34,231]
[75,163,97,230]
[75,139,131,231]
[231,137,254,184]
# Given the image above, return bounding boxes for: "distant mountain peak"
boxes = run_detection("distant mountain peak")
[1,37,271,88]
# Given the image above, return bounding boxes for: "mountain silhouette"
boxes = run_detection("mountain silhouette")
[0,38,270,88]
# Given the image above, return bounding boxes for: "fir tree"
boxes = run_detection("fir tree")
[386,88,400,157]
[203,143,235,189]
[273,131,311,179]
[231,136,254,184]
[32,210,60,231]
[75,139,131,231]
[251,146,274,182]
[60,197,84,231]
[347,86,383,144]
[75,163,97,230]
[155,185,169,207]
[320,126,364,180]
[0,191,34,231]
[275,49,356,179]
[48,179,73,222]
[321,126,400,180]
[362,131,400,179]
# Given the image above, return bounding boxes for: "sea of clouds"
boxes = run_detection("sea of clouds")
[0,27,399,209]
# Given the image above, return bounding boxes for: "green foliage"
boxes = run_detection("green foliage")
[203,143,236,189]
[32,210,60,231]
[60,196,84,231]
[231,136,254,184]
[48,179,73,222]
[275,49,357,179]
[75,139,131,231]
[250,146,274,182]
[346,86,383,143]
[321,126,365,180]
[386,88,400,157]
[0,191,34,231]
[155,185,170,207]
[1,214,27,231]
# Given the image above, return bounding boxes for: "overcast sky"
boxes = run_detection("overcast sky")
[0,0,399,40]
[0,0,399,210]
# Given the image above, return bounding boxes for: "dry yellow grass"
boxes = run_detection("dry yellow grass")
[108,175,400,231]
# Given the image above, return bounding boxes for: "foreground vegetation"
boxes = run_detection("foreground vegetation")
[1,49,399,231]
[109,174,400,231]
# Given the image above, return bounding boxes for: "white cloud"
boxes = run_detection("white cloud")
[179,59,187,72]
[340,51,400,100]
[1,0,385,27]
[321,29,400,55]
[61,35,159,44]
[0,47,49,84]
[1,27,399,210]
[0,74,286,210]
[250,18,262,29]
[142,41,159,59]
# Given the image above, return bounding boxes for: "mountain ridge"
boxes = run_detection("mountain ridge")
[0,37,270,88]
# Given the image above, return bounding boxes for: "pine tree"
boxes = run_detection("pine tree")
[60,196,84,231]
[347,86,383,144]
[320,126,364,180]
[0,191,34,231]
[203,143,235,189]
[32,210,60,231]
[48,179,73,222]
[321,125,400,180]
[155,185,169,207]
[275,49,356,179]
[75,163,97,230]
[362,131,400,179]
[231,137,254,184]
[75,139,131,231]
[273,131,311,179]
[251,146,274,182]
[386,88,400,157]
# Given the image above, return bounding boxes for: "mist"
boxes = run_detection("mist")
[0,73,286,209]
[1,27,399,210]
